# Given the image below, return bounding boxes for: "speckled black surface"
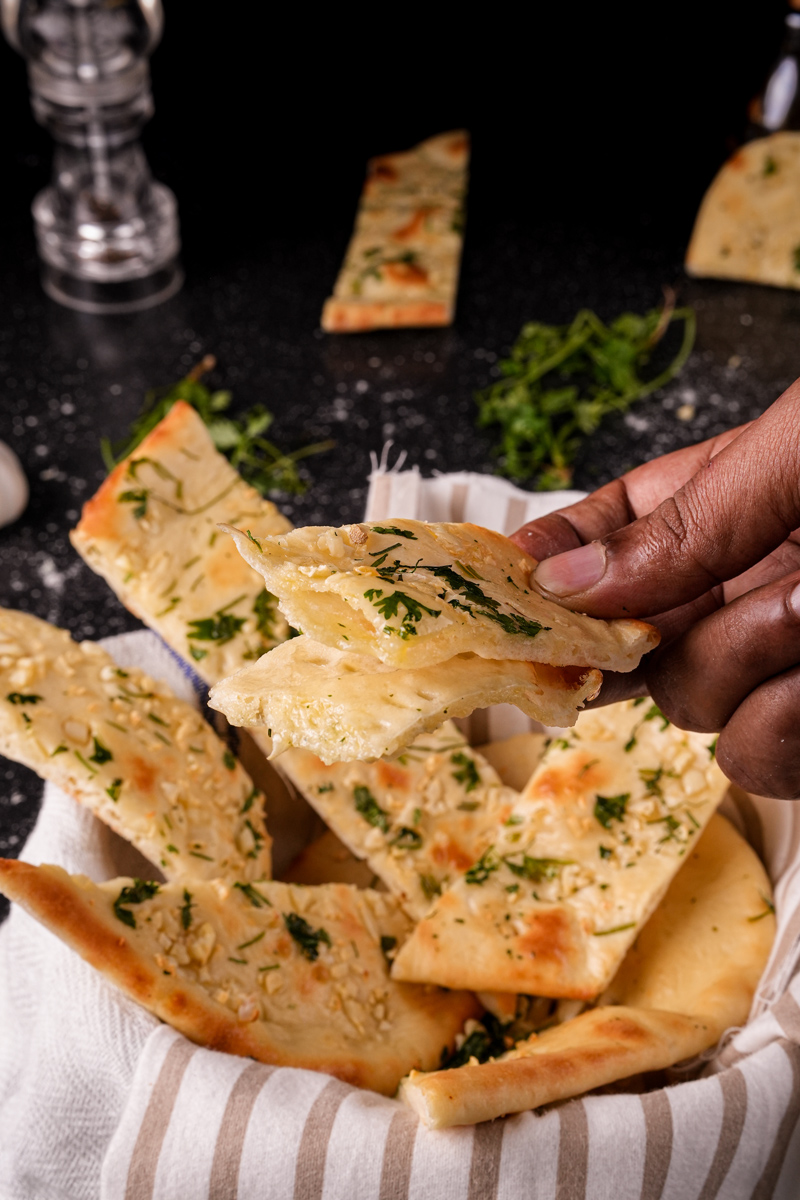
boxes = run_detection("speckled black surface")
[0,3,797,921]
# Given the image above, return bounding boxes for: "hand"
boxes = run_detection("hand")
[509,384,800,799]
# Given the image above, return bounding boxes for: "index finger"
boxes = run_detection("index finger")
[509,424,748,561]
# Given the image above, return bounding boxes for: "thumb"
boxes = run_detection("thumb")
[532,387,800,618]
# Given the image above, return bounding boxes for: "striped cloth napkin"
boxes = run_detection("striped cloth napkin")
[1,476,799,1200]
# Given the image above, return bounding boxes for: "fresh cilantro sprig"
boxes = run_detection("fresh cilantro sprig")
[101,356,334,496]
[475,300,696,489]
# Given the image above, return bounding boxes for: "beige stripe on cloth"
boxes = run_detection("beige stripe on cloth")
[751,1041,800,1199]
[467,1122,504,1200]
[125,1038,196,1200]
[293,1077,352,1200]
[696,1069,747,1200]
[639,1091,673,1200]
[555,1101,589,1198]
[379,1110,418,1200]
[208,1062,276,1199]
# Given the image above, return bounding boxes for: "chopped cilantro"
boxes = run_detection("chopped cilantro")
[594,793,629,829]
[371,526,417,539]
[593,922,636,937]
[245,529,262,551]
[354,784,390,833]
[113,879,160,929]
[223,750,236,770]
[88,737,113,765]
[364,589,440,639]
[283,912,331,961]
[106,778,123,802]
[6,692,43,705]
[241,788,259,814]
[180,888,194,930]
[391,826,423,849]
[317,782,334,793]
[599,845,613,860]
[504,855,572,882]
[420,874,442,900]
[439,1013,508,1069]
[465,846,499,885]
[118,488,149,519]
[451,751,480,792]
[233,882,272,908]
[708,736,718,760]
[187,612,246,645]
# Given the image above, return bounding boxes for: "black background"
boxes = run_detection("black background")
[0,1,798,910]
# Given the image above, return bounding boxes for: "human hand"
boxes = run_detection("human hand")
[509,385,800,799]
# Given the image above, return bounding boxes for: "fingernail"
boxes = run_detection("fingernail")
[789,582,800,620]
[533,541,607,596]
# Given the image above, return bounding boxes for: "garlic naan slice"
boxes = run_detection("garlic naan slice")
[400,814,775,1127]
[0,607,270,883]
[0,860,478,1096]
[685,131,800,290]
[208,635,601,763]
[71,401,292,688]
[391,700,727,998]
[224,520,658,672]
[276,722,516,920]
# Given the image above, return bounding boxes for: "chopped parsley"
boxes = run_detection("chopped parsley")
[106,778,123,802]
[419,874,442,900]
[118,488,149,519]
[503,855,573,882]
[283,912,331,961]
[89,737,113,765]
[245,529,262,551]
[599,845,613,860]
[354,784,390,833]
[593,922,636,937]
[748,892,776,922]
[233,882,272,908]
[317,782,334,793]
[708,737,718,760]
[6,692,43,705]
[371,526,417,539]
[363,589,440,639]
[187,611,246,645]
[113,879,160,929]
[451,751,480,792]
[180,888,194,930]
[241,787,259,814]
[223,750,236,770]
[594,793,629,829]
[465,846,499,885]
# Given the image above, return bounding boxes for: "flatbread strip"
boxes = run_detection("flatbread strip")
[275,722,517,920]
[70,401,292,688]
[208,635,601,763]
[0,860,478,1096]
[392,699,727,998]
[225,520,658,672]
[0,607,271,883]
[685,131,800,289]
[321,131,468,332]
[400,814,775,1127]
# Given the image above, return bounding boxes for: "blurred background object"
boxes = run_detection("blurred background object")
[1,0,181,313]
[748,1,800,137]
[0,443,28,528]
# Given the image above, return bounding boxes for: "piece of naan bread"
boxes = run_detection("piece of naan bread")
[400,814,775,1127]
[224,520,658,672]
[208,635,601,762]
[0,607,270,883]
[275,722,516,919]
[685,131,800,289]
[0,860,478,1096]
[321,131,468,332]
[70,401,292,687]
[391,700,727,998]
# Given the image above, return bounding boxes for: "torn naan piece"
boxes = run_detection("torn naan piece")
[224,521,658,672]
[0,607,270,883]
[399,814,775,1127]
[70,401,292,688]
[391,699,727,998]
[0,860,478,1096]
[276,722,516,920]
[208,635,601,763]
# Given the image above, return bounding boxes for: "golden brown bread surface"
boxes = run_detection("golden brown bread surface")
[400,813,775,1126]
[0,859,479,1096]
[70,401,292,688]
[685,131,800,289]
[391,701,727,998]
[0,607,270,883]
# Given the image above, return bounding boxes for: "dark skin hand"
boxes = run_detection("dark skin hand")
[509,383,800,800]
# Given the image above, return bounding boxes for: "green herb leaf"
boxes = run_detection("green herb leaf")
[6,692,43,705]
[364,589,440,639]
[283,912,331,961]
[420,874,442,900]
[439,1012,508,1069]
[465,846,500,885]
[391,826,423,849]
[223,750,236,770]
[180,888,194,930]
[475,302,696,488]
[100,357,333,496]
[371,526,417,539]
[504,855,573,882]
[187,612,246,644]
[113,879,160,929]
[106,778,123,802]
[354,784,390,833]
[450,751,481,793]
[89,737,113,765]
[594,793,630,829]
[233,882,272,908]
